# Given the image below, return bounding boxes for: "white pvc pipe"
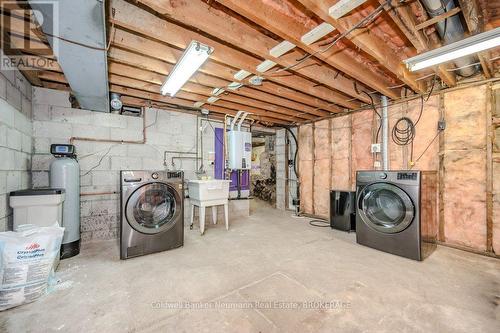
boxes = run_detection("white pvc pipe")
[381,95,389,170]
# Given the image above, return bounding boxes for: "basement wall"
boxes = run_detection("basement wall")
[298,83,498,254]
[275,128,297,210]
[31,87,249,242]
[0,66,33,232]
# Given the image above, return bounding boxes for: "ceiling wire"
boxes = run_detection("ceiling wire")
[268,0,391,75]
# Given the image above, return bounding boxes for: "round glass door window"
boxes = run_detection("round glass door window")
[358,183,414,233]
[126,183,180,234]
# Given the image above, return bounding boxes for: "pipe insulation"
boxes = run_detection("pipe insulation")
[420,0,478,77]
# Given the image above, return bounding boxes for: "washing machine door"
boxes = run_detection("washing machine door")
[126,182,181,234]
[358,183,414,234]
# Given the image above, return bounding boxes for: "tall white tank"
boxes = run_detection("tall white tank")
[50,157,80,258]
[228,130,252,170]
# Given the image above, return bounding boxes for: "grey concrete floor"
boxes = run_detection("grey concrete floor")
[1,200,499,332]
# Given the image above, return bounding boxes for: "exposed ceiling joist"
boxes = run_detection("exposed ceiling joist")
[289,0,425,93]
[108,28,342,113]
[378,0,457,87]
[109,0,370,105]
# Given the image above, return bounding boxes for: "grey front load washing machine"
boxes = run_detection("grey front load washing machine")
[120,170,184,259]
[356,171,437,261]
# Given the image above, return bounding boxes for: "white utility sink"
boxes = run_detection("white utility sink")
[188,179,231,202]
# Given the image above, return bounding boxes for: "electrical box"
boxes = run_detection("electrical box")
[371,143,381,153]
[228,130,252,170]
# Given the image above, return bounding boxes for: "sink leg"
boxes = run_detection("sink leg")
[200,206,206,235]
[212,206,217,225]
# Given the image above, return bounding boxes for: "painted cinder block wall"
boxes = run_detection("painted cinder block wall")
[0,65,33,232]
[30,87,248,242]
[298,83,498,254]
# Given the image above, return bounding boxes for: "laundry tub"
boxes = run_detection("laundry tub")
[188,180,231,234]
[188,179,231,203]
[9,189,65,230]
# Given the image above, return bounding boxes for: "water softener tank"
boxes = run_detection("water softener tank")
[50,144,80,259]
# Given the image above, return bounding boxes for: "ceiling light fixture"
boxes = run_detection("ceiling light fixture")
[404,27,500,71]
[161,41,213,97]
[227,82,244,90]
[234,69,252,80]
[207,96,220,103]
[256,59,277,72]
[301,22,335,45]
[329,0,368,19]
[212,87,225,96]
[269,40,296,57]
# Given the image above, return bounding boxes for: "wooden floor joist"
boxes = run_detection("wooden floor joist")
[109,0,369,105]
[109,29,353,111]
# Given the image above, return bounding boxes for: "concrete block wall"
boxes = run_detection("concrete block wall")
[0,65,33,231]
[31,87,244,242]
[275,128,297,211]
[276,129,286,210]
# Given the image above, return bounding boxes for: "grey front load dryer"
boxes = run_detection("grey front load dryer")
[120,170,184,260]
[355,171,437,261]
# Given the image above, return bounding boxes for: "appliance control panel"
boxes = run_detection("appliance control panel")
[397,172,418,181]
[51,144,76,157]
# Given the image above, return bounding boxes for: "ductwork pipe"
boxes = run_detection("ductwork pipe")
[420,0,478,77]
[381,96,389,171]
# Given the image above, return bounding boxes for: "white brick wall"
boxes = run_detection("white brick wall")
[31,88,232,241]
[0,58,33,231]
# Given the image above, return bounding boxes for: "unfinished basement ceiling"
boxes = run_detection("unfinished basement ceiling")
[1,0,499,125]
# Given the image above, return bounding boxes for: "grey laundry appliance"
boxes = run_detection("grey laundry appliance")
[120,170,184,259]
[356,171,437,261]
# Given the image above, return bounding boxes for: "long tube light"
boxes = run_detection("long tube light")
[161,41,213,97]
[404,27,500,71]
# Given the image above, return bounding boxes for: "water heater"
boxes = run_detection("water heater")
[228,130,252,170]
[50,144,81,259]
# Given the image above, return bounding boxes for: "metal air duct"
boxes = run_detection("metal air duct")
[420,0,478,77]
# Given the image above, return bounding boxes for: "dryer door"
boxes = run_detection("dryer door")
[126,182,181,234]
[358,183,415,234]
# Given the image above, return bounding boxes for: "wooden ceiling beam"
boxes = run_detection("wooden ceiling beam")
[109,0,367,106]
[120,96,228,123]
[108,73,315,121]
[134,0,385,100]
[109,29,347,112]
[110,84,290,125]
[289,0,424,94]
[108,49,333,117]
[108,61,331,117]
[109,74,305,122]
[379,0,456,87]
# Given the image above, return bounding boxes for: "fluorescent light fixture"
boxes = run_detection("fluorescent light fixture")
[227,82,244,90]
[161,41,213,97]
[207,96,220,103]
[301,22,335,45]
[194,101,205,108]
[329,0,368,19]
[212,87,225,96]
[256,59,277,72]
[404,27,500,71]
[269,40,296,57]
[234,69,251,80]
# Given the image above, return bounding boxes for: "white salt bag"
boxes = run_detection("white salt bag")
[0,224,64,311]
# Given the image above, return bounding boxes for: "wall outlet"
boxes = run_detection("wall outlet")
[371,143,381,153]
